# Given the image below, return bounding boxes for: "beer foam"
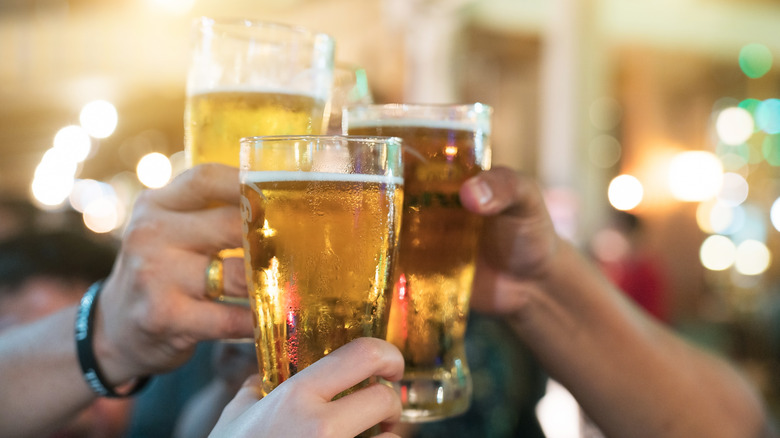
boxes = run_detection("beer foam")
[242,170,403,185]
[188,86,320,100]
[346,118,490,134]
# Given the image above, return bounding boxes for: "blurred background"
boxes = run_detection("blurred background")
[1,0,780,433]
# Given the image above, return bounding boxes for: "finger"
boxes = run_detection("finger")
[221,257,248,299]
[326,383,402,438]
[170,207,244,254]
[460,166,547,218]
[154,251,246,301]
[289,337,404,401]
[157,295,254,341]
[124,205,243,257]
[147,164,240,211]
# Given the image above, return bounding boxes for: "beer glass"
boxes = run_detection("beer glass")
[185,18,334,307]
[185,18,335,167]
[239,135,404,429]
[344,103,492,422]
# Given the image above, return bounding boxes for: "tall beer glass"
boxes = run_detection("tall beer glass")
[345,103,492,422]
[239,136,404,424]
[185,18,335,167]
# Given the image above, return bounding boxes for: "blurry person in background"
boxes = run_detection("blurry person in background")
[590,210,668,323]
[0,228,134,438]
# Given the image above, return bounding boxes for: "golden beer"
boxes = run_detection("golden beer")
[185,90,326,167]
[240,136,404,398]
[347,105,492,422]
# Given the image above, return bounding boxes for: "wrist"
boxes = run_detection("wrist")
[75,280,151,398]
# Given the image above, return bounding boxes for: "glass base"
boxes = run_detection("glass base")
[394,372,472,423]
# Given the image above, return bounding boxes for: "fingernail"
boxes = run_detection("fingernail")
[471,179,493,206]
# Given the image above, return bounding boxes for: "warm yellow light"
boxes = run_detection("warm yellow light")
[32,172,74,207]
[607,174,643,211]
[716,107,754,145]
[136,153,172,188]
[83,197,122,234]
[80,100,118,139]
[54,125,92,162]
[735,240,771,276]
[700,235,736,271]
[697,200,726,234]
[145,0,195,15]
[70,179,105,212]
[31,148,79,207]
[668,151,723,202]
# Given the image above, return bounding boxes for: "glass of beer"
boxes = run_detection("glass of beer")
[185,18,334,308]
[239,135,404,411]
[185,17,335,168]
[344,103,492,422]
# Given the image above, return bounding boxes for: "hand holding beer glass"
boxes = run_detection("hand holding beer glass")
[239,135,404,434]
[345,103,492,422]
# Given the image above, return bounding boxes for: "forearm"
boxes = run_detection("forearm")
[511,240,773,438]
[0,306,96,437]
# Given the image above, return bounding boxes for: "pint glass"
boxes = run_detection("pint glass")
[239,135,404,403]
[185,18,335,167]
[345,103,492,422]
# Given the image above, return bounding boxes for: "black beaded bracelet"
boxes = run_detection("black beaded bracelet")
[75,280,151,398]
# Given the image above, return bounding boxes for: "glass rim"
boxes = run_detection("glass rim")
[240,134,403,145]
[343,102,493,134]
[346,102,493,114]
[193,16,334,43]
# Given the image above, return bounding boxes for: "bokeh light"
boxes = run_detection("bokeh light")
[136,152,172,188]
[756,99,780,135]
[588,135,622,168]
[728,204,766,244]
[738,43,773,79]
[718,152,748,173]
[717,172,749,207]
[53,125,92,162]
[668,151,723,202]
[700,235,736,271]
[739,98,762,131]
[715,107,754,145]
[696,200,736,234]
[589,97,622,130]
[735,240,771,276]
[80,100,118,139]
[607,174,643,211]
[70,179,111,212]
[763,135,780,166]
[31,148,79,207]
[770,196,780,232]
[83,196,124,234]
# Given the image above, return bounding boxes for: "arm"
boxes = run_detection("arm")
[461,167,776,438]
[0,164,253,437]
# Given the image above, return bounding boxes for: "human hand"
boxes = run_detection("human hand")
[459,166,561,316]
[94,164,254,384]
[210,337,404,438]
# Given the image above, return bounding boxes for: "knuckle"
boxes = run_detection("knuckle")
[351,337,384,363]
[311,418,338,438]
[369,383,401,410]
